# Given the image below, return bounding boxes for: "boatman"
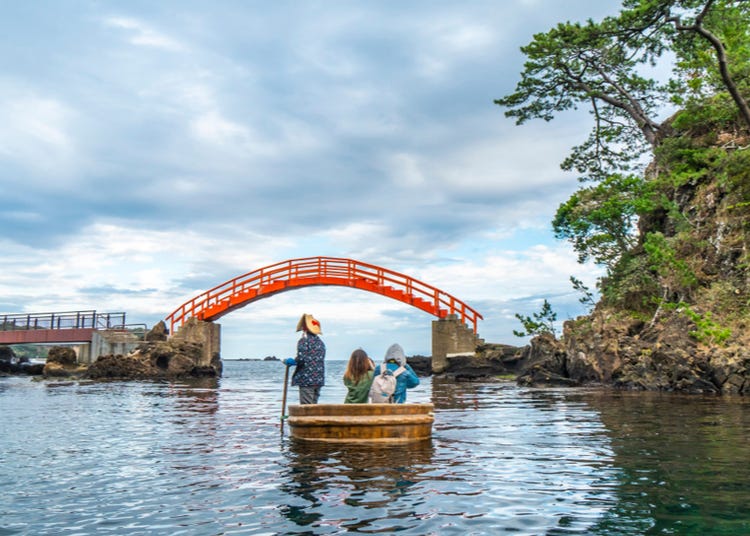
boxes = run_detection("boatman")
[284,313,326,404]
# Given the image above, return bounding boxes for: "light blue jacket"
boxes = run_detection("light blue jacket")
[373,343,420,403]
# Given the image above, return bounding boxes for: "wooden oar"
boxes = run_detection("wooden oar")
[280,363,291,435]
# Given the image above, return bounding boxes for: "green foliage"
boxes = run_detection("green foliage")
[513,299,558,338]
[644,231,699,299]
[600,253,661,312]
[570,276,597,311]
[670,93,742,134]
[657,143,725,188]
[719,149,750,196]
[495,17,663,182]
[495,374,518,381]
[553,174,647,269]
[496,0,750,183]
[667,302,732,345]
[665,0,750,112]
[10,345,48,359]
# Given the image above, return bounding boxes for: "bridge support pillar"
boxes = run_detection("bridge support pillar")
[74,344,92,364]
[431,314,479,374]
[89,331,142,364]
[171,318,221,367]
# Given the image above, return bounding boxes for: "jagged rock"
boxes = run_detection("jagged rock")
[708,345,750,395]
[517,365,580,387]
[501,304,750,394]
[86,353,157,379]
[515,333,572,386]
[145,320,169,342]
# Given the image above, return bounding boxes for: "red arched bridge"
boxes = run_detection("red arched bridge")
[165,256,482,334]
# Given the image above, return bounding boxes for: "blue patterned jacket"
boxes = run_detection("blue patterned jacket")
[291,333,326,387]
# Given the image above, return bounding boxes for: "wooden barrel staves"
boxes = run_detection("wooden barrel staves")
[287,403,434,443]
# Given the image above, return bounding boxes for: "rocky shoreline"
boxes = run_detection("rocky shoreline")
[3,309,749,395]
[440,308,750,396]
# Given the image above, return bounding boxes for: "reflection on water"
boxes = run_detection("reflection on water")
[1,361,749,535]
[280,441,435,532]
[581,391,750,535]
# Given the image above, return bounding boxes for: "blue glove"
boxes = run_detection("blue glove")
[284,358,297,367]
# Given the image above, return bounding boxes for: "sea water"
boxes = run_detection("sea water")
[1,360,749,535]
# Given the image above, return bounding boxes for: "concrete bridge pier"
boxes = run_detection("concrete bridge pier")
[431,314,481,374]
[170,317,221,367]
[83,330,142,364]
[46,331,142,365]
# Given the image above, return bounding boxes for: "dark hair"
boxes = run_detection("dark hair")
[343,348,371,383]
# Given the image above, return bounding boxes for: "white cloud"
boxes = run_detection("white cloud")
[415,17,498,78]
[104,17,183,51]
[190,111,251,145]
[433,131,572,194]
[0,84,78,181]
[385,153,429,189]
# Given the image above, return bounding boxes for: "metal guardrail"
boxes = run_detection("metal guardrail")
[0,310,127,332]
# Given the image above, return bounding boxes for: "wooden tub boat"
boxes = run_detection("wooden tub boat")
[287,403,434,443]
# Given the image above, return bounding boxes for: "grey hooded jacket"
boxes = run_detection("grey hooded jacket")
[375,343,419,402]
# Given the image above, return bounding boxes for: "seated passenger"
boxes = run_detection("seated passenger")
[372,343,420,403]
[343,348,375,404]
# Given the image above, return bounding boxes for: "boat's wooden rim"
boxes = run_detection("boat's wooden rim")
[288,403,434,415]
[288,414,434,427]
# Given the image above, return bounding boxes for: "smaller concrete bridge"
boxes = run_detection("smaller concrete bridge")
[0,310,143,363]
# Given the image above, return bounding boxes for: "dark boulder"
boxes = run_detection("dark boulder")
[441,343,523,381]
[0,346,44,375]
[407,355,432,376]
[44,346,84,378]
[47,346,77,366]
[145,320,169,342]
[0,345,15,362]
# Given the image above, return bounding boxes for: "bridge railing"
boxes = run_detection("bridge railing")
[0,310,127,331]
[167,257,483,333]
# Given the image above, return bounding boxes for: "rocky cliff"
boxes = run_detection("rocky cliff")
[515,123,749,393]
[444,122,750,394]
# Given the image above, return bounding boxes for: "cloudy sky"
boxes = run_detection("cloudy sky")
[1,0,621,361]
